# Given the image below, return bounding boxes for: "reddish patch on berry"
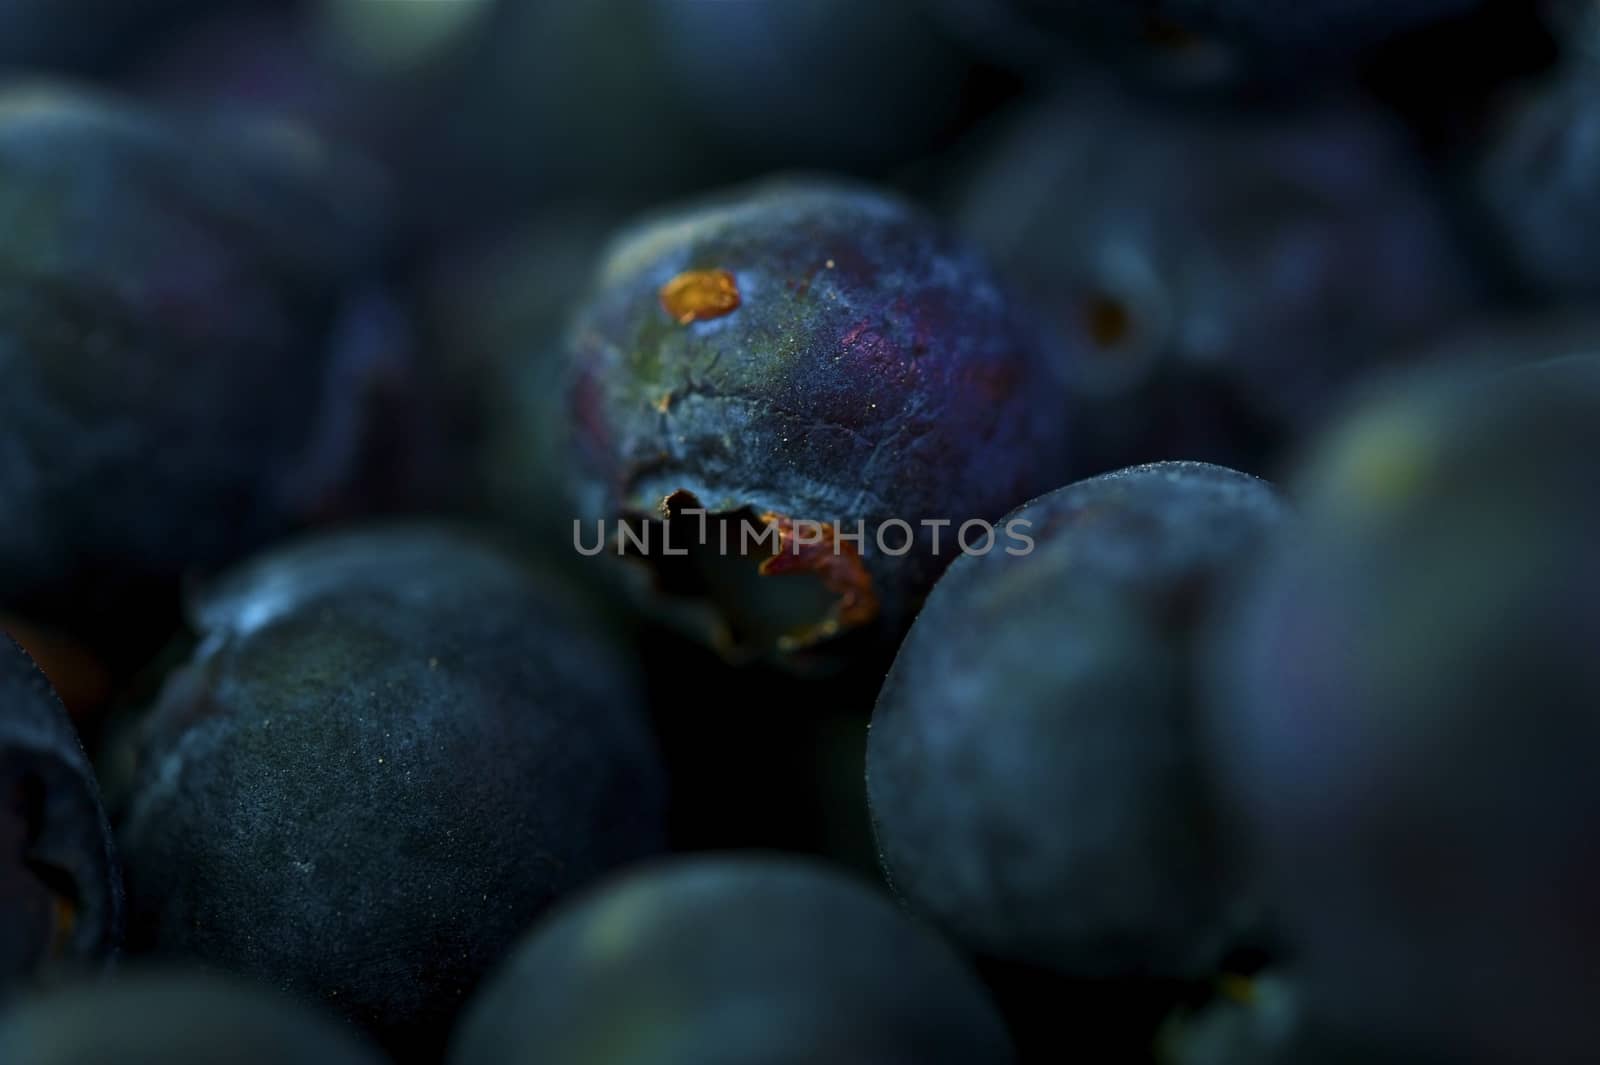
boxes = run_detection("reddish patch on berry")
[758,512,879,650]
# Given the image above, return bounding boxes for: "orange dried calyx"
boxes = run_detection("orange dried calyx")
[660,269,741,325]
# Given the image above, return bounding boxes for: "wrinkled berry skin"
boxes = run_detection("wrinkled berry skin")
[868,463,1285,978]
[0,636,121,992]
[1208,357,1600,1065]
[1476,61,1600,301]
[566,178,1073,665]
[114,526,668,1063]
[450,855,1015,1065]
[960,85,1478,477]
[923,0,1478,83]
[0,85,420,629]
[0,971,387,1065]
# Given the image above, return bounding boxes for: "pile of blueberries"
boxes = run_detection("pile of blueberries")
[4,2,1600,1063]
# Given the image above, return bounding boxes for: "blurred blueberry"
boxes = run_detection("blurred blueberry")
[1208,355,1600,1065]
[0,970,389,1065]
[450,855,1015,1065]
[0,636,121,993]
[959,82,1480,476]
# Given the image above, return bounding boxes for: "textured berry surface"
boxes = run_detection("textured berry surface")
[868,462,1285,978]
[451,855,1015,1065]
[113,526,667,1061]
[566,178,1074,665]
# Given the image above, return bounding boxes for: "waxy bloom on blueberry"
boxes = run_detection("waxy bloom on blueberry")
[564,178,1074,668]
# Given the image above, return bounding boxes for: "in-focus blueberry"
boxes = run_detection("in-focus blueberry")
[868,462,1285,979]
[563,178,1074,668]
[113,525,668,1063]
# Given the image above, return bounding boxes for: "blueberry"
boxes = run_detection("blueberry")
[867,462,1285,979]
[959,83,1478,476]
[449,855,1015,1065]
[0,636,121,992]
[112,525,668,1062]
[0,970,387,1065]
[1158,973,1427,1065]
[420,211,625,552]
[1207,356,1600,1065]
[1404,311,1600,371]
[126,4,489,244]
[921,0,1478,84]
[0,85,423,631]
[430,0,718,218]
[1475,58,1600,301]
[645,0,970,170]
[563,178,1074,667]
[1164,0,1482,54]
[0,1,198,72]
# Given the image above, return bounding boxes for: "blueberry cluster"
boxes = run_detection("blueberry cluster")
[2,3,1598,1064]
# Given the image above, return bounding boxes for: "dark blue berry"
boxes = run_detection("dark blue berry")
[113,526,668,1062]
[564,178,1074,668]
[0,970,388,1065]
[1208,356,1600,1065]
[0,85,424,632]
[0,635,121,993]
[450,855,1015,1065]
[959,83,1479,476]
[868,462,1285,978]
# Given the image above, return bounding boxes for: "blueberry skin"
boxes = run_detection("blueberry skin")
[1476,61,1600,301]
[125,5,492,245]
[432,0,717,220]
[0,85,406,626]
[922,0,1477,83]
[449,855,1015,1065]
[1208,357,1600,1065]
[1160,975,1428,1065]
[421,212,624,550]
[0,971,388,1065]
[645,0,969,170]
[0,1,198,72]
[0,636,121,992]
[113,526,667,1062]
[867,463,1283,981]
[566,178,1074,665]
[960,84,1478,476]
